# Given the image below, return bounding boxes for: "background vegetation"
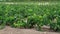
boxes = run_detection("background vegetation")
[0,0,60,2]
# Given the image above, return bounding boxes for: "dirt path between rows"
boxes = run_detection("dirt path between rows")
[0,26,60,34]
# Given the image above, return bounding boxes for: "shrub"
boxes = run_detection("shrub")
[27,14,44,30]
[50,16,60,32]
[12,20,26,28]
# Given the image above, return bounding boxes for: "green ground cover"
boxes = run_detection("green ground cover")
[0,2,60,32]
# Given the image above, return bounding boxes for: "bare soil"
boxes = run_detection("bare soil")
[0,26,60,34]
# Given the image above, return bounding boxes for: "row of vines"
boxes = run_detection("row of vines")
[0,4,60,32]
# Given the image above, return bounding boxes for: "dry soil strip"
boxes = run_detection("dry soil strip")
[0,26,60,34]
